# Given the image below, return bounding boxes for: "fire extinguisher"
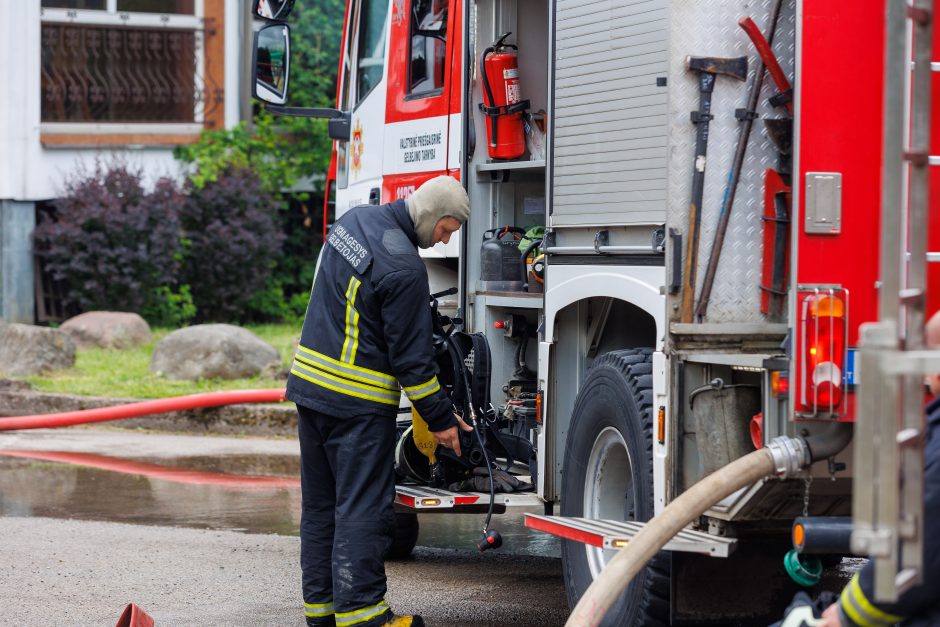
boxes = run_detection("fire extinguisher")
[479,33,529,160]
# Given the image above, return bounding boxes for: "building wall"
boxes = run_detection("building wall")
[0,0,247,322]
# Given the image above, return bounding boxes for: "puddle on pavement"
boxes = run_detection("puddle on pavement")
[0,450,559,557]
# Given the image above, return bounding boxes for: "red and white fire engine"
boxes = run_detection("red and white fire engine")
[250,0,940,623]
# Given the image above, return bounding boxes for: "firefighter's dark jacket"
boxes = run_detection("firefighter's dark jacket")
[837,394,940,626]
[286,199,456,433]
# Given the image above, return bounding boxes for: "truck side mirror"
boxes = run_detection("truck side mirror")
[328,114,351,142]
[253,0,296,21]
[251,22,350,134]
[252,23,291,105]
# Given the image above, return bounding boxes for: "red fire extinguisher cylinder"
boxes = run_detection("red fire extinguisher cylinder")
[480,34,529,160]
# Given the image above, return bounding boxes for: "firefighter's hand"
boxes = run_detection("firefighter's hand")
[818,602,840,626]
[433,415,474,457]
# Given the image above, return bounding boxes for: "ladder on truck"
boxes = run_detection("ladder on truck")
[851,0,938,602]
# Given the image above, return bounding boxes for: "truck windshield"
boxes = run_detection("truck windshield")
[355,0,388,107]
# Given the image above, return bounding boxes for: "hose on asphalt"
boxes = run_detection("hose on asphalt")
[0,389,287,431]
[565,424,854,627]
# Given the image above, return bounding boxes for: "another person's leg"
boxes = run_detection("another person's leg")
[326,413,397,627]
[299,405,338,627]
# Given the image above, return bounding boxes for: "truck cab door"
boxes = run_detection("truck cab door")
[381,0,461,255]
[335,0,392,215]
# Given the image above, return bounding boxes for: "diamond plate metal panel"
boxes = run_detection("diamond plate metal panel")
[667,0,796,324]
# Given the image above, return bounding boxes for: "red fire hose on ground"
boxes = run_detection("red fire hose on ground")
[0,449,300,488]
[0,388,287,431]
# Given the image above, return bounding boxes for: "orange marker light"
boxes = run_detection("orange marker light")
[793,523,805,549]
[771,371,790,398]
[657,406,666,444]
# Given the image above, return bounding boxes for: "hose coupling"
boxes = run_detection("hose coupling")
[768,436,810,478]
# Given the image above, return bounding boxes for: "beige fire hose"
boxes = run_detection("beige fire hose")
[565,425,852,627]
[565,447,778,627]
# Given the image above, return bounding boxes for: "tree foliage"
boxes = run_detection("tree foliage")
[288,0,345,109]
[167,0,347,322]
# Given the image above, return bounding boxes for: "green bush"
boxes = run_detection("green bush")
[142,285,197,327]
[174,109,328,324]
[33,165,186,320]
[179,167,285,322]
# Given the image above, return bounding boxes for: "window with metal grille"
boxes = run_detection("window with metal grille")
[40,0,205,125]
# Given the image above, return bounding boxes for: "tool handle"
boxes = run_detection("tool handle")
[739,16,793,114]
[679,204,699,323]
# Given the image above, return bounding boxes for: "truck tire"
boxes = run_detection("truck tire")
[560,349,670,626]
[387,512,419,560]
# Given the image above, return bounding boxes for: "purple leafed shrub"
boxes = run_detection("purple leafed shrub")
[33,165,185,315]
[180,167,284,321]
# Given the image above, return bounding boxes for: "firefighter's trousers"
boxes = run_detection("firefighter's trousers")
[297,404,396,627]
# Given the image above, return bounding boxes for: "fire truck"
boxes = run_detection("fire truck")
[250,0,940,623]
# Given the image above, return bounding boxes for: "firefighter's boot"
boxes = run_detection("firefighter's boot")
[384,616,425,627]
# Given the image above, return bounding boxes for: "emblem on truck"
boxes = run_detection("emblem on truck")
[351,119,364,177]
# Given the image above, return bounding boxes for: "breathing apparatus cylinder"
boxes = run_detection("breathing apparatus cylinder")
[479,33,529,160]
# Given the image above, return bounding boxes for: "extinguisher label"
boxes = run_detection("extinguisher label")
[502,68,519,80]
[506,82,521,104]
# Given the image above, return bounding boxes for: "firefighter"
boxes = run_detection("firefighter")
[818,309,940,626]
[286,175,472,627]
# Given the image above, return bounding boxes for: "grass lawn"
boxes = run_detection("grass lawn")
[22,323,299,399]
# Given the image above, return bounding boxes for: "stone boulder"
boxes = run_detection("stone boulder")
[150,324,282,381]
[60,311,152,349]
[0,323,76,376]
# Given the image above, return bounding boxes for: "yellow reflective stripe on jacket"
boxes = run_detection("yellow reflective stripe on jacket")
[403,376,441,401]
[290,360,400,405]
[304,600,335,618]
[839,574,905,627]
[335,600,390,627]
[341,276,363,364]
[296,344,397,390]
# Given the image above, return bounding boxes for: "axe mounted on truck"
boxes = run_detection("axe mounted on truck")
[692,0,789,322]
[679,55,748,323]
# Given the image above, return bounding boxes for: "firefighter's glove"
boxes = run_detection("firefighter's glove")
[449,467,531,493]
[768,591,838,627]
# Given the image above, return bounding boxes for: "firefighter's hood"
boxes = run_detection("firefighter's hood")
[407,175,470,249]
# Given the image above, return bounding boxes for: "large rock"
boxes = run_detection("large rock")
[150,324,282,381]
[60,311,152,349]
[0,323,76,376]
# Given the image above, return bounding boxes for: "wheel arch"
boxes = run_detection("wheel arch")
[539,265,665,503]
[543,267,665,345]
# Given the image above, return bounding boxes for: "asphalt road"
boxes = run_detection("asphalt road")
[0,428,568,626]
[0,517,568,627]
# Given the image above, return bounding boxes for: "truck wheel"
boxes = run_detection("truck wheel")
[387,512,419,560]
[560,349,669,626]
